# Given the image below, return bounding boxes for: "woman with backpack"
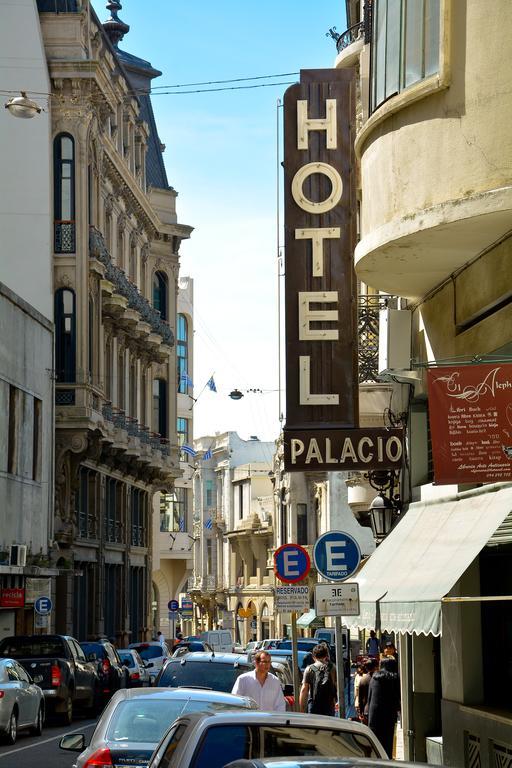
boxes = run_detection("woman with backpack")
[299,643,337,716]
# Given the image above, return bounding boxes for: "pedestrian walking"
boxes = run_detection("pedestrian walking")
[366,630,380,657]
[231,650,286,711]
[299,643,337,716]
[157,630,167,649]
[357,657,378,724]
[367,657,400,757]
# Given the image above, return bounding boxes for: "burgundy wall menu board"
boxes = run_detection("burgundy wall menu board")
[427,363,512,484]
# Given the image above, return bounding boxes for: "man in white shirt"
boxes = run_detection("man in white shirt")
[231,650,286,711]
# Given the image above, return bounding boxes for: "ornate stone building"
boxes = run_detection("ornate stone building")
[38,0,191,642]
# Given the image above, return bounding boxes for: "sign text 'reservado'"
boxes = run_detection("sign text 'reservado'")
[282,69,403,472]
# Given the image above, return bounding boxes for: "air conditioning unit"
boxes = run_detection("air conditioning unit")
[10,544,27,567]
[378,308,412,374]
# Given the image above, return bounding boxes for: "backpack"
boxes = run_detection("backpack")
[307,662,337,715]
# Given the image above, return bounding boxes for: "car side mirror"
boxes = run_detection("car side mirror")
[60,733,86,752]
[87,652,97,662]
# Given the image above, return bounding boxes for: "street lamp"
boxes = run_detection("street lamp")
[229,389,244,400]
[369,493,395,540]
[5,92,41,119]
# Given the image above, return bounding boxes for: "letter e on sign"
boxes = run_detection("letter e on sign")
[274,544,311,583]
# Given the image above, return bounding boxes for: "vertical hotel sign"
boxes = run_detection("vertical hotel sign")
[283,70,403,472]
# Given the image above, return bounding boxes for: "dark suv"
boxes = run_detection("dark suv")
[80,641,127,704]
[155,652,253,692]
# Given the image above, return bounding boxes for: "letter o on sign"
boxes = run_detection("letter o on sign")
[291,162,343,214]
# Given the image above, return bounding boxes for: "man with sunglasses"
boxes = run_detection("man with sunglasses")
[231,649,286,711]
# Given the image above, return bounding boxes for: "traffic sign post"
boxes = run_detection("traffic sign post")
[274,544,311,711]
[314,582,360,616]
[313,531,361,581]
[313,532,362,719]
[34,596,52,615]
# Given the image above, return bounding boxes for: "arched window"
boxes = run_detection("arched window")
[152,378,168,437]
[177,314,188,394]
[55,288,76,382]
[53,133,75,253]
[153,271,168,320]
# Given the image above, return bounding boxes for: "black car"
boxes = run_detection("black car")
[155,652,257,692]
[80,641,127,703]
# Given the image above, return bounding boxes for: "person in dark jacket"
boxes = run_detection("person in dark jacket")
[357,657,378,723]
[367,656,400,757]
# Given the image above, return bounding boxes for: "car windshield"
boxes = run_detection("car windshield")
[178,724,380,768]
[131,645,164,661]
[0,637,65,659]
[106,698,249,743]
[81,643,106,659]
[158,661,252,692]
[119,652,135,668]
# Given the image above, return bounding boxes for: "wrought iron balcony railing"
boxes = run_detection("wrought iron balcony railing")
[55,220,76,253]
[358,295,397,383]
[89,226,174,347]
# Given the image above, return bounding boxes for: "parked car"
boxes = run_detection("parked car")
[222,758,424,768]
[171,640,214,657]
[118,648,151,688]
[59,686,258,767]
[199,630,235,653]
[255,639,281,651]
[80,641,127,703]
[128,641,172,685]
[147,710,387,768]
[247,649,313,678]
[0,634,98,724]
[245,641,259,653]
[155,652,253,692]
[0,658,45,744]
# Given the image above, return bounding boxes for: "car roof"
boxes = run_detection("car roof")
[128,641,162,648]
[224,759,425,768]
[106,687,254,704]
[170,709,375,733]
[164,652,249,664]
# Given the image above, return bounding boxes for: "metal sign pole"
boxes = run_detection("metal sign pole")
[291,611,301,712]
[335,615,345,718]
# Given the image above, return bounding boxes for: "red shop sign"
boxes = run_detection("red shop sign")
[0,587,25,608]
[427,363,512,484]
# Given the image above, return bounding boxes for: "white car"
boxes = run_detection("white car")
[128,642,172,684]
[148,710,388,768]
[59,687,258,767]
[0,658,45,744]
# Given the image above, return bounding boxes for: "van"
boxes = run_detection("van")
[199,630,234,653]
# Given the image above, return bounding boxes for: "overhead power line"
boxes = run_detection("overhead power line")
[151,72,300,90]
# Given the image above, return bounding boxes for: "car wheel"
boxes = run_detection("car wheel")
[60,695,73,726]
[31,705,44,736]
[4,711,17,745]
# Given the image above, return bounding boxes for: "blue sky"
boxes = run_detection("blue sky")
[94,1,346,441]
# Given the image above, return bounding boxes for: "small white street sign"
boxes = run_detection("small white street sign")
[314,582,360,616]
[275,584,310,613]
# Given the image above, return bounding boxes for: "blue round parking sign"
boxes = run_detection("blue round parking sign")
[274,543,311,583]
[34,596,53,615]
[168,599,179,612]
[313,531,361,582]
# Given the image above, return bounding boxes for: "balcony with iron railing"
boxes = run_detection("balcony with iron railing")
[89,226,174,349]
[358,294,398,383]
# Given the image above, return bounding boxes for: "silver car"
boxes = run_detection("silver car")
[118,649,151,687]
[0,658,45,744]
[60,686,257,767]
[148,710,388,768]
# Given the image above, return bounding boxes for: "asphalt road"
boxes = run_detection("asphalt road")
[0,715,98,767]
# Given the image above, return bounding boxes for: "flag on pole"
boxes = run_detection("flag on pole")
[206,376,217,393]
[181,444,197,458]
[180,371,194,389]
[203,448,212,460]
[204,517,213,530]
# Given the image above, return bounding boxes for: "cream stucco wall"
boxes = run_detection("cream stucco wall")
[0,0,52,319]
[354,1,512,299]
